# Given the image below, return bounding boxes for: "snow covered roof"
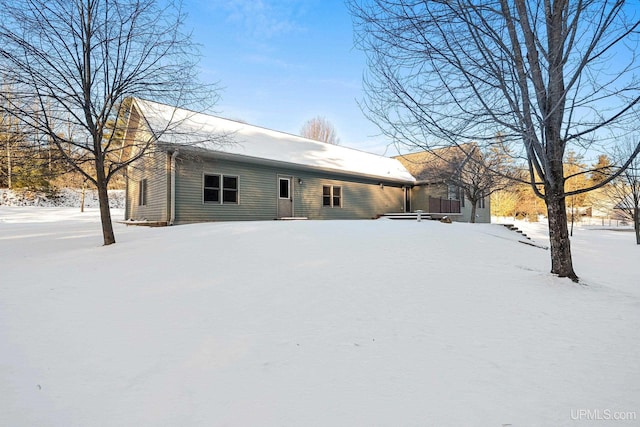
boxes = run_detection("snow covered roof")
[132,98,415,183]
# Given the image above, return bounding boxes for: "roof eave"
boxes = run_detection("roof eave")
[163,144,415,185]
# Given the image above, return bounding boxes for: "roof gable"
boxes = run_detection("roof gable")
[395,144,477,182]
[132,98,415,183]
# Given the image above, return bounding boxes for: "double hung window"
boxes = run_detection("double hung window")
[204,174,238,204]
[322,185,342,207]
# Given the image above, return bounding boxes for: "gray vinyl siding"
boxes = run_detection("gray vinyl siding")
[461,198,491,223]
[174,156,277,222]
[172,155,406,223]
[294,174,404,219]
[126,150,169,222]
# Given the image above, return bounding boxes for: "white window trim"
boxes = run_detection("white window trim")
[322,184,343,208]
[138,179,147,206]
[203,172,240,205]
[279,177,291,199]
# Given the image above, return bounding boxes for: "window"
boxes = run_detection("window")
[477,197,485,209]
[222,176,238,203]
[279,178,290,199]
[204,174,238,204]
[204,174,220,202]
[138,179,147,206]
[333,186,341,207]
[322,185,342,207]
[323,185,331,206]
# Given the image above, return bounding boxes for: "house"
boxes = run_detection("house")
[394,146,491,223]
[124,99,415,224]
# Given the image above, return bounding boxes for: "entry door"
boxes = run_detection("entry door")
[277,176,293,218]
[404,186,411,212]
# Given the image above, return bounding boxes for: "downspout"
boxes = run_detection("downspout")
[169,150,179,225]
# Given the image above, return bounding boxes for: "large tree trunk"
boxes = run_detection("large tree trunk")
[95,158,115,245]
[546,193,578,281]
[97,181,115,245]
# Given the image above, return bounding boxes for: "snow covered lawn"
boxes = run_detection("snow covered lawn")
[1,208,638,426]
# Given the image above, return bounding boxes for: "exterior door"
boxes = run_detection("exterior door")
[277,176,293,218]
[404,186,411,212]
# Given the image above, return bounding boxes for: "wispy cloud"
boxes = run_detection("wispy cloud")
[242,53,304,70]
[211,0,311,39]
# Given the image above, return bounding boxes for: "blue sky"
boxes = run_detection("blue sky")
[185,1,394,155]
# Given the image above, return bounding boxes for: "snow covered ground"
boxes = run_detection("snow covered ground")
[0,208,638,426]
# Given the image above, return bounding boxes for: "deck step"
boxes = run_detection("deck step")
[381,211,463,220]
[119,220,168,227]
[384,215,431,220]
[501,223,530,240]
[381,212,431,220]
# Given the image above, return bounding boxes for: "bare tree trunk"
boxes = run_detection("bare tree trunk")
[95,158,115,245]
[97,183,115,245]
[464,188,480,224]
[546,193,578,281]
[469,199,477,224]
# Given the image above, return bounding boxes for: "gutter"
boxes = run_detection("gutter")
[169,150,179,225]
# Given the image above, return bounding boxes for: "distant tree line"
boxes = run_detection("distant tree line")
[1,93,67,191]
[0,86,127,192]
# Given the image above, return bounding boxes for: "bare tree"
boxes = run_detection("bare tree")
[608,140,640,244]
[301,116,340,145]
[350,0,640,281]
[450,145,517,223]
[404,143,516,223]
[0,0,217,245]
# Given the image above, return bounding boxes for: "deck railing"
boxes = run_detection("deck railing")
[428,197,461,213]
